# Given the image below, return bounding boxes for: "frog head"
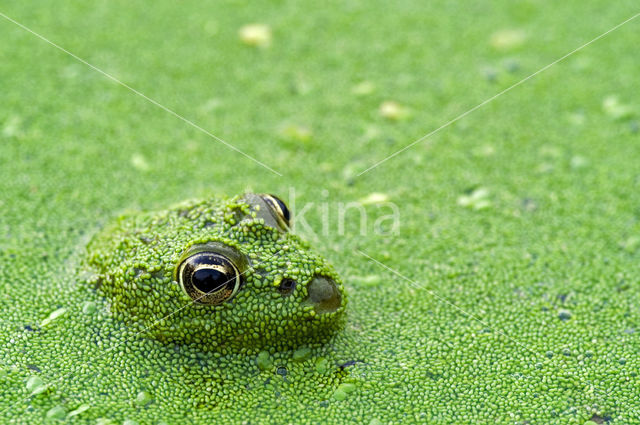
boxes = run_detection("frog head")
[83,193,346,352]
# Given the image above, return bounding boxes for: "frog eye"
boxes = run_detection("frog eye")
[177,251,243,305]
[260,194,290,228]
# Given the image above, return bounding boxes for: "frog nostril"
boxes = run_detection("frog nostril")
[306,276,342,314]
[277,278,297,296]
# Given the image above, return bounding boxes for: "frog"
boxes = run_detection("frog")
[81,193,346,352]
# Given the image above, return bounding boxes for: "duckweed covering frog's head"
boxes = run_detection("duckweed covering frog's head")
[83,194,346,352]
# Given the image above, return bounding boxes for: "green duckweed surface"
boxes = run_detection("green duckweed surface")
[1,1,640,424]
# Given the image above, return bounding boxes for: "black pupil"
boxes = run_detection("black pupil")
[192,268,231,293]
[269,194,290,223]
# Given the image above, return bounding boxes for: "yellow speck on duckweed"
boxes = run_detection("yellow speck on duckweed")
[333,382,357,401]
[40,308,67,327]
[379,101,410,121]
[457,188,491,210]
[620,236,640,253]
[26,376,47,395]
[2,115,23,138]
[82,301,97,315]
[239,24,272,47]
[567,110,586,126]
[131,153,150,171]
[352,81,376,96]
[471,144,496,158]
[358,192,389,205]
[135,391,153,406]
[45,405,66,420]
[351,274,382,288]
[279,123,313,144]
[199,98,223,114]
[66,404,90,418]
[489,29,526,50]
[602,95,635,121]
[570,155,589,170]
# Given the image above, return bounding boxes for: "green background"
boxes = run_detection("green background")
[1,1,639,423]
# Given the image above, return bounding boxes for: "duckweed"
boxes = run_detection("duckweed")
[135,391,153,406]
[292,347,312,362]
[1,1,639,424]
[66,404,90,418]
[25,376,46,395]
[81,301,97,315]
[40,308,67,327]
[45,405,66,421]
[256,351,273,371]
[332,383,357,401]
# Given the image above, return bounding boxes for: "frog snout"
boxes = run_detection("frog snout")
[306,276,342,314]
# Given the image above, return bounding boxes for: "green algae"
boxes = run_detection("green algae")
[1,0,640,424]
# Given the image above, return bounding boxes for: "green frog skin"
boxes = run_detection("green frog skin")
[83,193,346,352]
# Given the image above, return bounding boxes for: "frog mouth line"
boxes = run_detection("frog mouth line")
[305,276,342,314]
